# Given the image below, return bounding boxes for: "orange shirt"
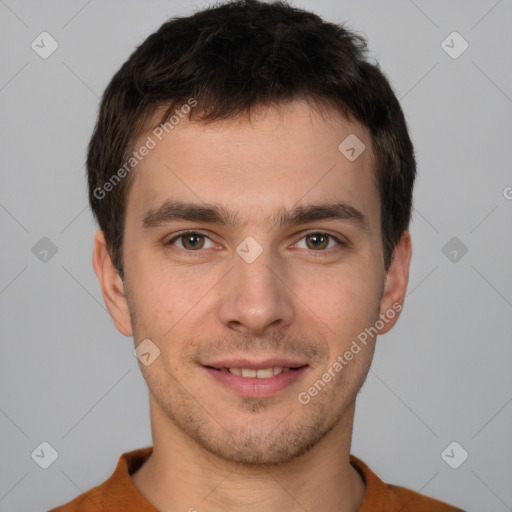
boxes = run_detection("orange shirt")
[48,447,464,511]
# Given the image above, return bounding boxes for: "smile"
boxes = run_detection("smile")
[204,363,309,397]
[220,367,292,378]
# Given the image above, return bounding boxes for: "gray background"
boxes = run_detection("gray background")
[1,0,511,511]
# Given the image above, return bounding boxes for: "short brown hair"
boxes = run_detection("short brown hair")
[87,0,416,280]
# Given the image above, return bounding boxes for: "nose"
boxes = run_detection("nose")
[217,244,296,337]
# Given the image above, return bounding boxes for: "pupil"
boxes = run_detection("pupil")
[309,234,326,249]
[186,234,201,248]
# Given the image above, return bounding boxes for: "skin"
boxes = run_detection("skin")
[93,99,412,512]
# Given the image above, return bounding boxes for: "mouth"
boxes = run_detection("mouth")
[202,358,309,397]
[207,366,301,378]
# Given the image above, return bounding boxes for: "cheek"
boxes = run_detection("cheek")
[301,273,382,369]
[303,265,381,319]
[126,270,173,338]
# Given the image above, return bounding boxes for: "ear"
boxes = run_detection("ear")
[377,230,412,335]
[92,229,133,336]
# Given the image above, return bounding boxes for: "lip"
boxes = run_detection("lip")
[203,364,309,397]
[204,358,308,370]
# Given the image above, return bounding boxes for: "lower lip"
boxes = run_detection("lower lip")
[204,367,309,397]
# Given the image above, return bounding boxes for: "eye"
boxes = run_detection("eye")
[295,232,344,253]
[166,231,215,251]
[165,230,345,255]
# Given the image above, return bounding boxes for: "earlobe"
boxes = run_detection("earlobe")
[92,229,133,337]
[377,230,412,335]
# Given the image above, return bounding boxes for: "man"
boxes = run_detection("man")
[50,0,464,510]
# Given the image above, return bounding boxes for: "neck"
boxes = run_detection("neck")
[131,397,365,512]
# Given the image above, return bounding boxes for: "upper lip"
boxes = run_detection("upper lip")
[203,358,308,369]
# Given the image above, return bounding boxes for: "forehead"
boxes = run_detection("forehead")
[125,100,380,232]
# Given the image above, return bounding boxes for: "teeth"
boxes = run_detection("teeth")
[226,367,291,378]
[256,368,273,378]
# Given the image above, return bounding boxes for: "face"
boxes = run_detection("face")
[94,100,410,466]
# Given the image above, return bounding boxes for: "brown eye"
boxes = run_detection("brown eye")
[297,232,342,252]
[305,233,329,250]
[182,233,204,250]
[167,232,214,251]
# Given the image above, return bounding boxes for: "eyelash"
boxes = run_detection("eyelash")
[164,230,346,257]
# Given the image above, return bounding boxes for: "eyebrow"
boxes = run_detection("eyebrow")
[141,200,369,232]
